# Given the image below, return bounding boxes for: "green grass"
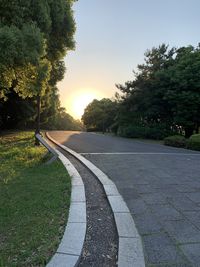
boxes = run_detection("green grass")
[0,132,71,267]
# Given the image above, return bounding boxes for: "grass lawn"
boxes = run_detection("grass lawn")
[0,132,71,267]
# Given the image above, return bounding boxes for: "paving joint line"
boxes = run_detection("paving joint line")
[56,252,80,257]
[80,152,200,156]
[46,132,146,267]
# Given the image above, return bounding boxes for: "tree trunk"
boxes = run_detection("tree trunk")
[195,124,200,134]
[35,94,41,146]
[184,127,194,138]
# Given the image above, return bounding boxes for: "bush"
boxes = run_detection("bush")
[164,135,186,148]
[186,134,200,151]
[117,125,144,138]
[117,125,173,140]
[144,127,169,140]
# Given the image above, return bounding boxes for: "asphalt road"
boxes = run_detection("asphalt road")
[49,131,200,267]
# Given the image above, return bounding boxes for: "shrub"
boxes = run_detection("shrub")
[117,125,173,140]
[144,127,169,140]
[117,125,144,138]
[186,134,200,151]
[164,135,186,148]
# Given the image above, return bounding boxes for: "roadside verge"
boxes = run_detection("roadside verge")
[46,132,145,267]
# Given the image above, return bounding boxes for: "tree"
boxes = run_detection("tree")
[163,45,200,137]
[116,44,176,132]
[116,44,200,138]
[82,98,118,132]
[0,0,76,143]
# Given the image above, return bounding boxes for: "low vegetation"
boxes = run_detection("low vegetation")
[117,125,173,140]
[164,135,186,148]
[0,132,71,266]
[187,134,200,151]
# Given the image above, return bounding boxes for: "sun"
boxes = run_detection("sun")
[70,89,102,119]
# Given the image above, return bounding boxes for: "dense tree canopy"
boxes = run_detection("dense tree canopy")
[115,44,200,138]
[82,44,200,139]
[82,98,118,132]
[0,0,78,132]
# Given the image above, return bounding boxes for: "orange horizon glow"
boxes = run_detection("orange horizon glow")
[62,88,105,120]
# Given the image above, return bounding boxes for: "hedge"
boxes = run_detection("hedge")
[187,134,200,151]
[117,125,173,140]
[164,135,186,148]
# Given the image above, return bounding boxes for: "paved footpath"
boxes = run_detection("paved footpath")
[49,131,200,267]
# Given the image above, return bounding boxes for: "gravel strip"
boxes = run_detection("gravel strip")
[59,149,118,267]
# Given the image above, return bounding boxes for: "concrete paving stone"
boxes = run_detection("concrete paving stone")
[143,232,189,265]
[115,180,142,189]
[134,184,158,194]
[168,196,200,211]
[57,222,86,255]
[186,192,200,203]
[149,204,183,221]
[126,198,149,215]
[71,185,85,202]
[118,237,145,267]
[103,184,120,196]
[46,253,79,267]
[118,188,140,201]
[108,195,129,213]
[142,193,167,205]
[114,212,139,238]
[176,184,200,193]
[163,220,200,243]
[153,185,178,194]
[182,211,200,230]
[68,202,86,223]
[147,263,192,267]
[133,211,163,235]
[71,177,84,186]
[118,255,145,267]
[94,172,114,185]
[181,243,200,266]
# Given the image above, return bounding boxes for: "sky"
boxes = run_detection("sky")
[58,0,200,119]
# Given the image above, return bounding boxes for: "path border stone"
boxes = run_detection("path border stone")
[36,134,86,267]
[46,132,145,267]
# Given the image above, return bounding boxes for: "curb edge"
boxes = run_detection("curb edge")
[38,135,87,267]
[46,132,145,267]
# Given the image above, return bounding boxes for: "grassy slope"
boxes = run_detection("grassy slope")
[0,132,71,267]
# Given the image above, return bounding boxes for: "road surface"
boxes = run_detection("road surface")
[49,131,200,267]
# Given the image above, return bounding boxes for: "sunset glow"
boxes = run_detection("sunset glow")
[66,89,104,119]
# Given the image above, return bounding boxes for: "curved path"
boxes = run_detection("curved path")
[48,131,200,267]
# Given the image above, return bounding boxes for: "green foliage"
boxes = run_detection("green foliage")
[118,125,172,140]
[0,132,71,266]
[116,44,200,139]
[164,135,186,148]
[82,98,118,132]
[0,23,46,99]
[0,0,76,131]
[42,107,83,131]
[0,89,83,131]
[186,134,200,151]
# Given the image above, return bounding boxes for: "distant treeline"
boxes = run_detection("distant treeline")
[0,89,83,131]
[82,44,200,139]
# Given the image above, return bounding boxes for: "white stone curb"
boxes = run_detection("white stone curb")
[38,135,86,267]
[46,132,145,267]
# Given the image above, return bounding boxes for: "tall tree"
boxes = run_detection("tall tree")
[116,44,200,138]
[0,0,76,142]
